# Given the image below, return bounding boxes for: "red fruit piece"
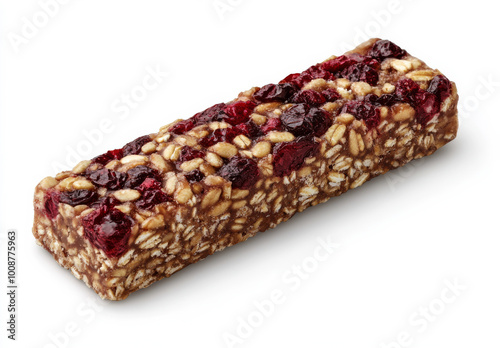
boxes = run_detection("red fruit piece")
[322,54,379,75]
[193,103,227,125]
[341,101,381,129]
[59,190,98,206]
[218,156,259,189]
[260,117,282,134]
[169,118,196,135]
[82,201,133,258]
[341,63,379,86]
[273,137,319,177]
[427,75,451,102]
[413,90,440,124]
[291,89,327,106]
[184,169,205,183]
[178,146,205,163]
[281,65,335,88]
[322,89,341,102]
[92,149,123,166]
[88,168,127,190]
[368,40,406,61]
[235,121,262,138]
[122,135,151,156]
[124,165,161,188]
[136,178,170,210]
[223,101,256,126]
[395,78,421,103]
[199,127,241,147]
[281,104,332,137]
[253,83,298,103]
[44,190,60,219]
[365,93,399,107]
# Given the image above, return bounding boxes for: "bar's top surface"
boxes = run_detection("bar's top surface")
[35,38,458,262]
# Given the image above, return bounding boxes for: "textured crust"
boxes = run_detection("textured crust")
[33,39,458,300]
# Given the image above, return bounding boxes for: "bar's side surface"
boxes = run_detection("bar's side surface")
[33,39,458,300]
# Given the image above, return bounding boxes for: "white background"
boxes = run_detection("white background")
[1,1,499,347]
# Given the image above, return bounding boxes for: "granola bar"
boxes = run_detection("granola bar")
[33,39,459,300]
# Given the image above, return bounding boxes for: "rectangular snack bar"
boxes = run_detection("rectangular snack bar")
[33,39,459,300]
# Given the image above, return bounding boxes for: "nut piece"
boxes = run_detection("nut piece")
[350,82,372,96]
[382,83,395,94]
[180,158,204,172]
[267,131,295,143]
[251,113,267,126]
[121,155,148,165]
[233,135,252,149]
[392,104,416,121]
[205,152,224,168]
[114,189,141,202]
[40,176,58,190]
[72,160,91,174]
[390,59,412,73]
[73,179,95,190]
[302,78,327,91]
[209,201,231,216]
[175,187,193,204]
[202,188,222,209]
[349,130,360,156]
[325,124,347,146]
[141,142,157,154]
[210,142,238,159]
[405,69,436,82]
[251,141,271,158]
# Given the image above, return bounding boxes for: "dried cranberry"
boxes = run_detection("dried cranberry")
[122,135,151,156]
[218,156,259,189]
[92,149,123,165]
[322,54,379,75]
[199,127,240,147]
[413,90,440,124]
[280,73,302,86]
[283,65,335,87]
[223,101,256,126]
[341,101,381,129]
[193,103,227,124]
[59,190,98,206]
[260,118,282,134]
[395,78,421,103]
[427,75,451,102]
[88,168,127,190]
[235,121,262,138]
[44,190,60,219]
[178,147,205,163]
[273,137,319,177]
[185,169,205,183]
[169,118,196,135]
[365,93,399,107]
[135,178,170,210]
[82,202,133,258]
[368,40,406,61]
[341,63,379,86]
[291,89,327,106]
[253,83,298,103]
[124,165,161,188]
[281,104,331,137]
[322,89,341,102]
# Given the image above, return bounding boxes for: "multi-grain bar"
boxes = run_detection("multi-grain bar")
[33,39,459,300]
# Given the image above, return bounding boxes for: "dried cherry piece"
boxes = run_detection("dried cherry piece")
[199,127,240,147]
[427,75,451,102]
[283,65,336,87]
[413,90,440,124]
[82,202,133,258]
[322,89,341,102]
[135,178,170,210]
[44,190,60,219]
[223,101,256,126]
[124,165,161,188]
[321,54,379,75]
[122,135,151,156]
[169,118,196,135]
[235,121,262,138]
[253,83,298,103]
[395,78,421,103]
[193,103,227,125]
[59,190,98,206]
[341,101,381,129]
[341,63,379,86]
[291,89,327,106]
[364,93,399,107]
[368,40,406,61]
[218,156,259,189]
[281,104,331,137]
[260,117,282,134]
[273,136,319,177]
[185,169,205,183]
[88,168,127,190]
[92,149,123,166]
[178,147,205,163]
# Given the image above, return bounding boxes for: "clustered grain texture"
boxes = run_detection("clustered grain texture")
[33,39,458,300]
